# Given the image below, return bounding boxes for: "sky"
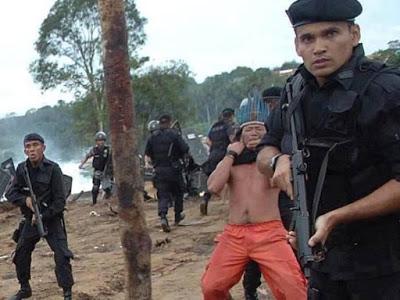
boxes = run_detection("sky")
[0,0,399,117]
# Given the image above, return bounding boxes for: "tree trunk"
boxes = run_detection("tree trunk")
[97,1,152,299]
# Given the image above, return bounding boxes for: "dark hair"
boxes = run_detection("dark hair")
[23,133,45,145]
[262,87,282,99]
[159,114,172,124]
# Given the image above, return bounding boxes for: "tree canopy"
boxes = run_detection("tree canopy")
[29,0,147,130]
[370,40,400,67]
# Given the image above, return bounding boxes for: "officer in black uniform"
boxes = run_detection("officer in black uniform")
[145,114,189,232]
[6,133,73,300]
[201,108,236,215]
[257,0,400,298]
[263,86,282,131]
[79,131,112,205]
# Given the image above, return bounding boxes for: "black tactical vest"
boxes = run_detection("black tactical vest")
[208,120,232,159]
[150,129,182,168]
[282,60,400,249]
[92,145,110,171]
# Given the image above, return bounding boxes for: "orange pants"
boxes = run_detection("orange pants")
[201,220,307,300]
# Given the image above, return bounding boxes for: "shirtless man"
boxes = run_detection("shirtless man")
[201,121,306,300]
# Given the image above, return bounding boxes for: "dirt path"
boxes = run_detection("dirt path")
[0,187,271,299]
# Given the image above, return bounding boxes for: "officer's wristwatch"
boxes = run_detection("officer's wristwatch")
[270,153,284,171]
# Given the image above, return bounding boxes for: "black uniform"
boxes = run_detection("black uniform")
[260,44,400,299]
[145,128,189,220]
[6,158,74,291]
[85,145,112,204]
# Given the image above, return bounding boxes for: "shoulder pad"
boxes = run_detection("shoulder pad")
[371,69,400,94]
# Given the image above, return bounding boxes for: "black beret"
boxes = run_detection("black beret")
[23,133,45,144]
[286,0,363,28]
[159,114,172,123]
[262,87,282,100]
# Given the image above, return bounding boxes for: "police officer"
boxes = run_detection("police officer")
[258,0,400,298]
[145,114,189,232]
[6,133,73,300]
[201,108,236,215]
[262,86,282,131]
[79,131,112,205]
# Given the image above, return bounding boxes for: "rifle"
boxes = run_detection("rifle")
[23,163,47,237]
[286,82,314,278]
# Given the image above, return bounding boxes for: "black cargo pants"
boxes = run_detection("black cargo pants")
[13,218,74,289]
[154,166,185,219]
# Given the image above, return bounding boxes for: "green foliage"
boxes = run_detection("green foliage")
[188,66,289,124]
[370,40,400,67]
[71,96,104,147]
[133,61,194,141]
[29,0,147,130]
[274,60,300,71]
[0,101,79,162]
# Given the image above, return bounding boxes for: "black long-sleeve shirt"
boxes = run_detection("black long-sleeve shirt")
[6,157,66,222]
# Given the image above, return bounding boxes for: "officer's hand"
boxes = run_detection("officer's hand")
[227,142,245,156]
[78,164,84,170]
[26,197,34,212]
[309,213,335,247]
[286,231,297,250]
[270,154,293,199]
[31,214,37,225]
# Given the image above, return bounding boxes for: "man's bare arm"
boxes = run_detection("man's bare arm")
[257,146,293,199]
[205,137,212,147]
[310,179,400,246]
[207,156,234,195]
[208,141,245,195]
[256,146,280,177]
[79,150,93,169]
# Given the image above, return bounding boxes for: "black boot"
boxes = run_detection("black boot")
[174,212,185,225]
[92,195,97,206]
[63,288,72,300]
[160,217,170,233]
[9,282,32,300]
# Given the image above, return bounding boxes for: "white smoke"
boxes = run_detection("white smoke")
[59,161,92,194]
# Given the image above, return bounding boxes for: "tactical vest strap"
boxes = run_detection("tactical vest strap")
[311,139,352,223]
[302,60,397,223]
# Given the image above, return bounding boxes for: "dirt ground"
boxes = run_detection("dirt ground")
[0,185,272,300]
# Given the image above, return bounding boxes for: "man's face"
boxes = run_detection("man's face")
[266,99,279,112]
[295,21,360,85]
[96,139,105,147]
[24,140,45,164]
[241,124,266,149]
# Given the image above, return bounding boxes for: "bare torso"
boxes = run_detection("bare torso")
[228,162,280,224]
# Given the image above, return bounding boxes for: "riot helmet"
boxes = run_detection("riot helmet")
[147,120,160,132]
[95,131,107,141]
